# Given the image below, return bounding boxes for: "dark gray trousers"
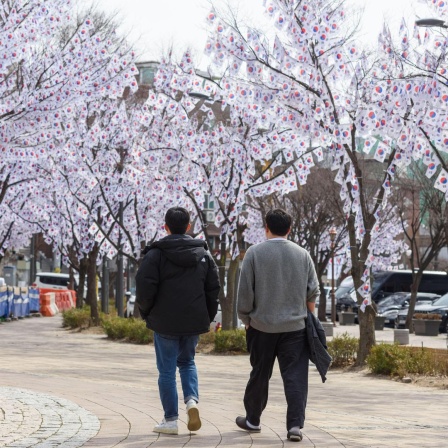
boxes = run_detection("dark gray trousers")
[244,327,309,430]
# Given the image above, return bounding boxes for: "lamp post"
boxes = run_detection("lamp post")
[329,227,337,326]
[416,20,448,310]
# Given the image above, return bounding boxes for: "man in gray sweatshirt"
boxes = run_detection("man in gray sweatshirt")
[236,208,319,442]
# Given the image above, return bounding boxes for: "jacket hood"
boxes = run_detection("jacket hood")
[144,235,208,267]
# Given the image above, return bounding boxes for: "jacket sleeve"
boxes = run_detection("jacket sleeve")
[205,253,220,321]
[135,249,160,320]
[237,249,254,326]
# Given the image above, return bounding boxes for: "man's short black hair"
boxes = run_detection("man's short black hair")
[165,207,190,234]
[265,209,292,237]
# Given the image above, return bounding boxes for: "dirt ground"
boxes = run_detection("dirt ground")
[406,375,448,389]
[341,365,448,390]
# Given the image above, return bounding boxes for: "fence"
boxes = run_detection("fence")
[0,287,75,319]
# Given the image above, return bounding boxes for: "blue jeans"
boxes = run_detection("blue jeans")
[154,333,199,421]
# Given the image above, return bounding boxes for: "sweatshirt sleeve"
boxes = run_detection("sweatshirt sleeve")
[205,253,220,321]
[237,249,255,326]
[306,253,320,303]
[135,250,160,320]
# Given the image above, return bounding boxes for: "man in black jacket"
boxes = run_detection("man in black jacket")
[136,207,220,435]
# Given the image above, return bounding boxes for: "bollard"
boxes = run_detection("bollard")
[321,322,334,337]
[394,329,409,345]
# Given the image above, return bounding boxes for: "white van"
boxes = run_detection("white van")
[32,272,102,301]
[32,272,73,290]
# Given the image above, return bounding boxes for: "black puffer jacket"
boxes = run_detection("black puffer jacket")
[136,234,220,336]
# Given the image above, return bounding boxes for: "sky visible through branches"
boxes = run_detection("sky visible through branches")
[94,0,429,64]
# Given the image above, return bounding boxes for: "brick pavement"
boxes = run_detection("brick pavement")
[0,316,447,447]
[0,388,99,447]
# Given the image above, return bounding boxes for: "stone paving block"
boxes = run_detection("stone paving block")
[0,387,99,448]
[1,316,447,447]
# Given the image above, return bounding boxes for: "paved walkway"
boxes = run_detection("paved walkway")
[0,317,447,447]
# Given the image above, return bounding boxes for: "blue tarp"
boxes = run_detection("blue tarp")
[0,287,39,318]
[0,289,8,317]
[29,288,40,312]
[13,293,23,317]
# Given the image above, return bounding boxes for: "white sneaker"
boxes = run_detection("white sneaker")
[186,399,201,431]
[153,419,178,435]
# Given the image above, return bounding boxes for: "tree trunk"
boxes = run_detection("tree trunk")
[217,233,228,326]
[132,292,141,319]
[405,273,423,333]
[317,278,327,322]
[347,213,376,366]
[109,271,117,306]
[87,245,100,325]
[222,257,239,330]
[356,305,376,365]
[444,207,448,250]
[77,256,88,308]
[68,266,75,291]
[133,242,147,320]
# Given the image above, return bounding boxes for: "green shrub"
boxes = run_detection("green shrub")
[426,348,448,376]
[198,331,216,347]
[62,307,92,329]
[214,329,247,353]
[327,332,358,367]
[102,317,153,343]
[367,344,407,375]
[367,344,448,377]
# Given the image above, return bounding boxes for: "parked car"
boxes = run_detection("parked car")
[315,286,332,316]
[395,293,448,332]
[78,276,102,300]
[335,270,448,315]
[211,305,245,331]
[334,276,357,314]
[32,272,75,290]
[32,272,100,300]
[335,276,354,301]
[377,292,440,327]
[372,270,448,301]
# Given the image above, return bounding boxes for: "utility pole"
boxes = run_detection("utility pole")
[330,228,337,326]
[126,259,131,292]
[29,234,37,285]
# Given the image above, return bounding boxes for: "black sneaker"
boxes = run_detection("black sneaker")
[235,416,261,433]
[287,426,303,442]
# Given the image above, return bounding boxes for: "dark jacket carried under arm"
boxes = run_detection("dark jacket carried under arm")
[306,310,332,383]
[135,234,220,336]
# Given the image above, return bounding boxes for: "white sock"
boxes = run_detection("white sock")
[246,420,261,430]
[186,399,197,406]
